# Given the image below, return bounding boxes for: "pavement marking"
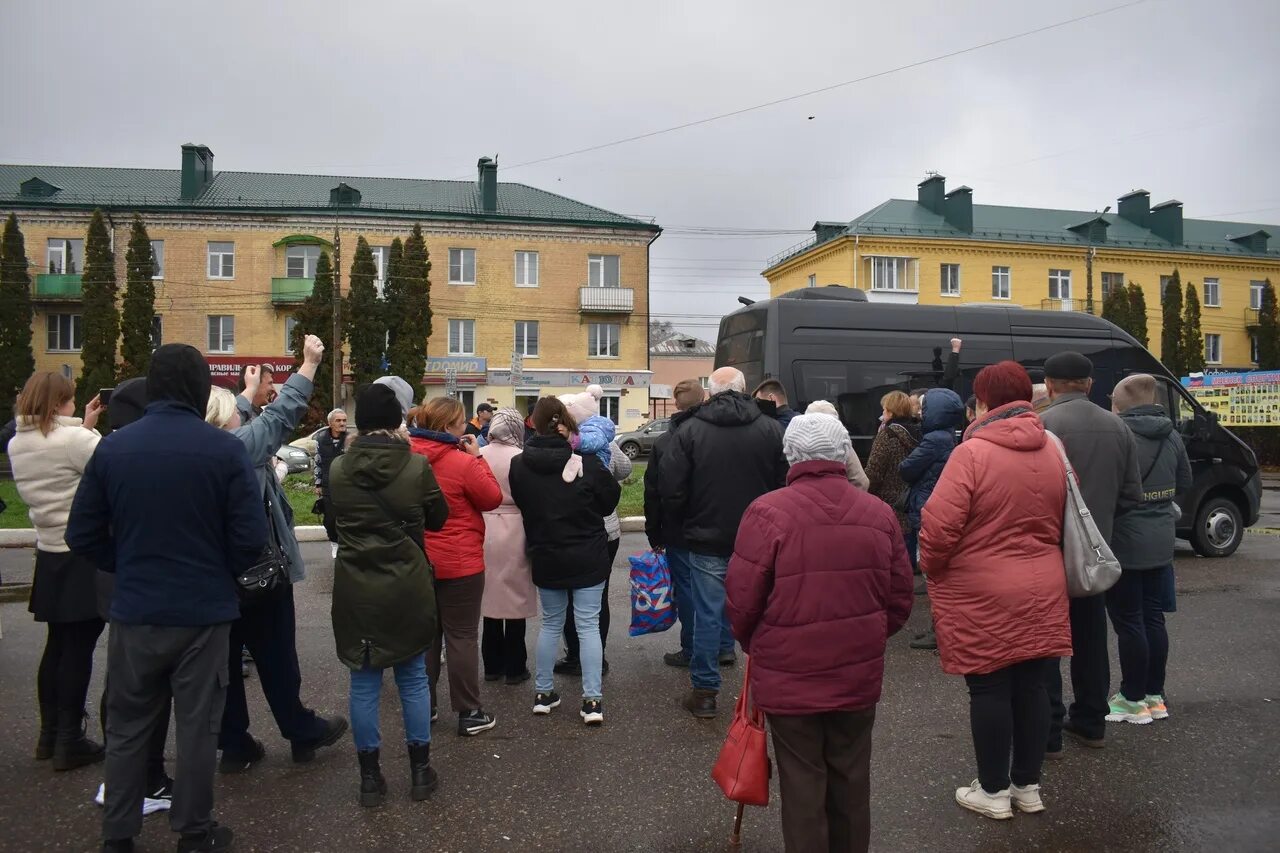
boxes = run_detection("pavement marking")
[1246,527,1280,536]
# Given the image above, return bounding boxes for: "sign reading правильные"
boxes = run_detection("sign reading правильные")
[1183,370,1280,427]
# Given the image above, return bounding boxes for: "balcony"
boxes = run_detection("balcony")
[1040,298,1087,312]
[34,273,83,301]
[579,286,634,313]
[1245,307,1260,328]
[272,277,314,304]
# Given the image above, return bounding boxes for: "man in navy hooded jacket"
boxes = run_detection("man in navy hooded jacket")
[67,344,267,853]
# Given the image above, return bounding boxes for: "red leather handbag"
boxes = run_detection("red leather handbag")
[711,657,771,807]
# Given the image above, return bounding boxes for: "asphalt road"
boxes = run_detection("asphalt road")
[1,491,1277,852]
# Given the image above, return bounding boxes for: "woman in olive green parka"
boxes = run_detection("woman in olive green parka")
[329,384,448,807]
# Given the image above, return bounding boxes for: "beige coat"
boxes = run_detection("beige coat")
[478,442,538,619]
[9,416,101,552]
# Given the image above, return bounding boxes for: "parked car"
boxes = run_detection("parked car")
[617,418,670,460]
[276,444,314,474]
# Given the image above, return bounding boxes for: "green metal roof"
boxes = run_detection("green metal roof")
[768,198,1280,269]
[0,163,658,232]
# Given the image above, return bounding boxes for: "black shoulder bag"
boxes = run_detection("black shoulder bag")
[236,493,291,602]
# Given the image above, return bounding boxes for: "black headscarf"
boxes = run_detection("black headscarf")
[146,344,212,414]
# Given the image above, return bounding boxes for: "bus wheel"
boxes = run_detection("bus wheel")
[1190,496,1243,558]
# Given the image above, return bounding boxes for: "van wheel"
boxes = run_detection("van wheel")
[621,442,641,460]
[1190,496,1243,558]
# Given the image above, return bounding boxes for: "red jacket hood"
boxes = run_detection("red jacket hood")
[965,402,1047,452]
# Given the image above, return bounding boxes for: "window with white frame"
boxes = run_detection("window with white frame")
[1049,269,1072,300]
[207,315,235,353]
[514,320,539,357]
[370,246,388,294]
[286,245,320,279]
[1203,277,1220,307]
[151,316,162,350]
[600,396,620,425]
[150,240,165,278]
[1205,333,1221,364]
[869,256,913,291]
[588,323,621,357]
[207,242,235,278]
[1101,271,1124,300]
[46,238,84,275]
[588,254,620,287]
[515,251,539,287]
[1250,280,1266,310]
[1251,333,1260,364]
[807,274,817,288]
[1159,274,1175,300]
[992,266,1011,299]
[448,319,475,355]
[449,248,476,284]
[285,315,298,354]
[941,264,960,296]
[47,314,82,351]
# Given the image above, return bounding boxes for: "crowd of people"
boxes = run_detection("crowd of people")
[6,330,1194,852]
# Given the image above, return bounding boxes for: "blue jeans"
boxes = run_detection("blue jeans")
[349,653,432,752]
[1105,566,1170,701]
[904,528,919,573]
[666,547,696,656]
[537,583,605,700]
[688,552,734,692]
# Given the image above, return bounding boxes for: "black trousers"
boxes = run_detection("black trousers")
[1047,593,1111,747]
[768,707,876,853]
[321,492,337,543]
[219,585,324,752]
[481,618,527,678]
[38,619,105,722]
[563,539,620,659]
[965,658,1052,794]
[1106,566,1171,701]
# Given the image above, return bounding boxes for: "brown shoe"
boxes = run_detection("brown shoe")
[682,689,718,719]
[1064,725,1105,749]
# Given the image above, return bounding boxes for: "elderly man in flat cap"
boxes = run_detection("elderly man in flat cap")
[1039,351,1142,757]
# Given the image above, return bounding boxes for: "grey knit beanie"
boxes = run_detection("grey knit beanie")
[783,414,852,466]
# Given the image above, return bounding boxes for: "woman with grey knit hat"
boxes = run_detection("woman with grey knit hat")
[728,415,913,853]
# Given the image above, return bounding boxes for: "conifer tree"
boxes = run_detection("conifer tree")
[382,238,405,354]
[119,215,156,378]
[1101,280,1131,332]
[1161,271,1184,376]
[77,210,119,408]
[387,225,432,399]
[0,214,35,424]
[1181,281,1205,374]
[1257,279,1280,370]
[290,251,335,423]
[1126,282,1149,349]
[345,237,383,389]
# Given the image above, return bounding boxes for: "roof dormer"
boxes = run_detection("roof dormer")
[20,176,62,198]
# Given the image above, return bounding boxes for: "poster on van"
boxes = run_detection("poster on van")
[1183,370,1280,426]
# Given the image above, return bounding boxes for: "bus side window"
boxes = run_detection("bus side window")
[1157,379,1195,434]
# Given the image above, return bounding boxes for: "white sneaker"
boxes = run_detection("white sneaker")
[94,782,172,815]
[955,779,1013,820]
[1010,783,1045,814]
[330,542,339,559]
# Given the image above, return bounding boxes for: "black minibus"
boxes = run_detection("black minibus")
[714,285,1261,557]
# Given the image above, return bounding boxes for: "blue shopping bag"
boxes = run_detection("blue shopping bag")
[629,550,676,637]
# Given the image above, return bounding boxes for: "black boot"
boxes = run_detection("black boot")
[36,701,57,760]
[357,749,386,808]
[408,743,439,801]
[53,708,104,771]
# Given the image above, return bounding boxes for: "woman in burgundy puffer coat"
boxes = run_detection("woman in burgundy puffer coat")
[728,415,913,853]
[919,360,1072,822]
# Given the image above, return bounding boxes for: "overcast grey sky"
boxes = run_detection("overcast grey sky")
[3,0,1277,339]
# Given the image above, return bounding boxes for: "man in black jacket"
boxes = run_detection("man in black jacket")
[659,367,788,718]
[644,379,717,669]
[68,345,268,853]
[314,408,349,556]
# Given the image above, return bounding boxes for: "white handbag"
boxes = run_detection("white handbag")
[1046,432,1122,598]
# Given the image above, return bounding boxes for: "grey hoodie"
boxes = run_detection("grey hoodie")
[1110,405,1193,570]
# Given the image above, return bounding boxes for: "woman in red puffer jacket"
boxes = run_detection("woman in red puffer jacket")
[919,360,1072,822]
[408,397,503,737]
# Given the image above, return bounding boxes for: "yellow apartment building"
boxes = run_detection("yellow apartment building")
[763,175,1279,371]
[0,145,661,430]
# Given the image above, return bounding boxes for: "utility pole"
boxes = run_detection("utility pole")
[332,218,343,407]
[1085,246,1095,316]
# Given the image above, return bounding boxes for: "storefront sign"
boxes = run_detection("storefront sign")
[488,369,651,389]
[206,357,297,387]
[424,356,487,386]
